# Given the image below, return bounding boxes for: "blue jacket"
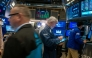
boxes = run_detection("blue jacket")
[67,27,84,50]
[40,25,60,58]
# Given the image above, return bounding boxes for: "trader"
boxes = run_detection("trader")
[40,16,63,58]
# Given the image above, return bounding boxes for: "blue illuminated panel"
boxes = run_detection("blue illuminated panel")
[69,22,77,29]
[89,0,92,10]
[81,0,92,16]
[72,3,80,18]
[52,29,66,36]
[6,25,14,32]
[55,21,66,28]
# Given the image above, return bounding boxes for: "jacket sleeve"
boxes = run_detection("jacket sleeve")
[40,30,60,47]
[74,30,84,45]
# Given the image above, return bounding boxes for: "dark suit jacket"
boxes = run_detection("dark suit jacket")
[2,24,37,58]
[40,25,60,58]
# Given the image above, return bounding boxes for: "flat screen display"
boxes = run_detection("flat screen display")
[67,6,73,20]
[88,30,92,39]
[52,29,66,36]
[35,9,50,19]
[69,22,77,29]
[55,21,66,29]
[81,0,92,16]
[89,0,92,10]
[67,2,80,20]
[6,25,14,32]
[72,3,80,18]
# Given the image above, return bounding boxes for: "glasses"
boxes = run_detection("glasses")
[8,13,19,16]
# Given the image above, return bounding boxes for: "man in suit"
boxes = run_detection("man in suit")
[2,4,37,58]
[40,16,63,58]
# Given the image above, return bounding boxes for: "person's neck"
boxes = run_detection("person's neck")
[14,21,29,30]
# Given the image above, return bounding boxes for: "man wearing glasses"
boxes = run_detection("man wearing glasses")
[2,4,37,58]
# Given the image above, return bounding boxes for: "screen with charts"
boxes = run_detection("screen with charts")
[35,9,50,19]
[52,29,66,36]
[81,0,92,16]
[72,3,80,18]
[6,25,14,32]
[55,21,66,29]
[69,22,77,29]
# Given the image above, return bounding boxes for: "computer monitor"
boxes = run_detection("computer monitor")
[88,30,92,39]
[52,29,66,36]
[69,22,77,29]
[55,21,66,29]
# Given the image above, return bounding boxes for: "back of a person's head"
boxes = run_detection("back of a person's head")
[13,4,31,19]
[77,21,83,27]
[47,16,58,23]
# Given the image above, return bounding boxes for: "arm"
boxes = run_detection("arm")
[40,30,60,47]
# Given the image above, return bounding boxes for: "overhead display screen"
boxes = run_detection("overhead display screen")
[35,9,50,19]
[81,0,92,16]
[67,6,73,20]
[67,2,80,20]
[72,3,80,18]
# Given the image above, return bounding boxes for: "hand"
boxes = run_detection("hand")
[58,36,63,40]
[59,42,63,46]
[83,40,87,43]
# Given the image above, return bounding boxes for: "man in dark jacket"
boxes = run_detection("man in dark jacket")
[40,16,63,58]
[2,4,37,58]
[67,22,86,58]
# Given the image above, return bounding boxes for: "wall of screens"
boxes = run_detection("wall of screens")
[67,0,92,20]
[67,2,81,20]
[81,0,92,16]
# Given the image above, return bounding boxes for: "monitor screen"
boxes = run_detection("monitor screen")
[35,9,50,19]
[6,25,14,32]
[69,22,77,29]
[88,30,92,39]
[55,21,66,29]
[66,30,71,36]
[81,0,92,16]
[72,3,80,18]
[52,29,66,36]
[67,6,73,20]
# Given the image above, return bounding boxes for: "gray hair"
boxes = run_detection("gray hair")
[47,16,58,23]
[13,4,31,19]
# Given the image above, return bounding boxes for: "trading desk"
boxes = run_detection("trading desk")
[82,43,92,58]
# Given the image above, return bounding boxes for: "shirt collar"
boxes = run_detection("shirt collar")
[15,23,30,32]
